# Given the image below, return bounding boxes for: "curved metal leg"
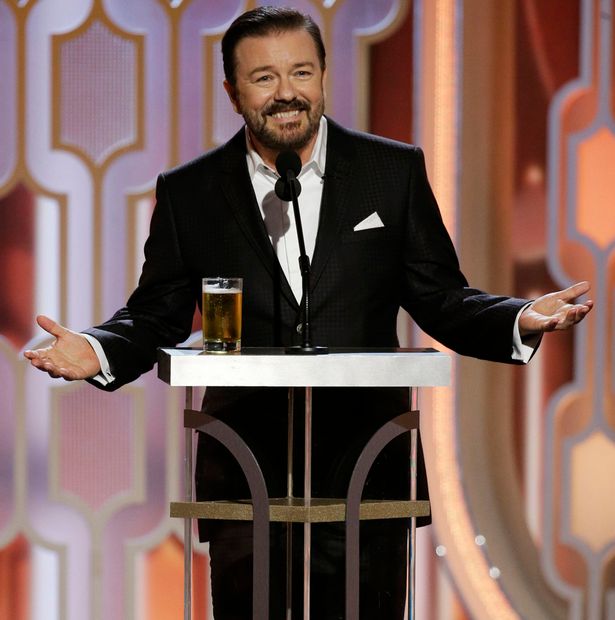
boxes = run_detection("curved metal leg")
[190,412,271,620]
[345,410,420,620]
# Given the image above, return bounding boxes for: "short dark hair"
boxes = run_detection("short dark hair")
[222,6,326,86]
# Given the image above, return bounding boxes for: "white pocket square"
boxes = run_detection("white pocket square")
[353,212,384,231]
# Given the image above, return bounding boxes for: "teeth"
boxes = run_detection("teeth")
[271,110,300,119]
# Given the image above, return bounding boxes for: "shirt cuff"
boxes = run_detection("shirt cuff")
[81,333,116,386]
[511,303,541,362]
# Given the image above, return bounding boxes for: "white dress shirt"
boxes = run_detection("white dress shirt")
[247,116,327,302]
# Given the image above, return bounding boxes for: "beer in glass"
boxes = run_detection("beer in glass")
[202,277,243,353]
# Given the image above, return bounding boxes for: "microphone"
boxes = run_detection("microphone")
[275,149,302,178]
[273,150,327,355]
[274,150,302,201]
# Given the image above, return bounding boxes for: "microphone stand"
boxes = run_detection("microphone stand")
[284,170,328,355]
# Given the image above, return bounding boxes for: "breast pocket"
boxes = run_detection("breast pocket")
[341,226,390,245]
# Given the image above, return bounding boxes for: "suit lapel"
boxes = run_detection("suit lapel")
[219,129,298,309]
[310,119,355,289]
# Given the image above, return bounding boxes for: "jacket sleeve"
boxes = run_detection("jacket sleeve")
[84,173,199,391]
[400,147,529,363]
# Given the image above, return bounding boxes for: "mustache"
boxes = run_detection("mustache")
[263,100,310,115]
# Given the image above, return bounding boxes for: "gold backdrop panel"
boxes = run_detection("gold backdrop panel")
[576,127,615,249]
[570,432,615,553]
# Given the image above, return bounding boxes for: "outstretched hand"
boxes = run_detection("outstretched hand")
[519,281,593,337]
[23,315,101,381]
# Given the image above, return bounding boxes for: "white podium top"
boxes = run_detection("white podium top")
[157,347,450,388]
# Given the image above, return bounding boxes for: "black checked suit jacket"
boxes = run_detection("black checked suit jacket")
[85,118,529,535]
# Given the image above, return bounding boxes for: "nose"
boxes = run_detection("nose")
[274,75,297,102]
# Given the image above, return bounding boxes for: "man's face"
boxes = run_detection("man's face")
[224,29,326,161]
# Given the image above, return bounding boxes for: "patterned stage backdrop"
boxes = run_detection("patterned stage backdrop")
[0,1,613,619]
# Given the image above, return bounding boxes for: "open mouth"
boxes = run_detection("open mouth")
[269,109,302,120]
[271,110,301,120]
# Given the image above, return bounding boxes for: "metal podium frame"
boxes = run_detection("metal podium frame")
[157,347,450,620]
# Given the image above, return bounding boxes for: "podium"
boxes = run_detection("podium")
[157,347,450,620]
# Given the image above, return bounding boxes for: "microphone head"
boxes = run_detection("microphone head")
[275,150,302,178]
[274,150,302,201]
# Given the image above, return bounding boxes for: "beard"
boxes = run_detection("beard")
[241,97,324,152]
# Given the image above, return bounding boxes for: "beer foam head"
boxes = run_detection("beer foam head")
[203,286,241,294]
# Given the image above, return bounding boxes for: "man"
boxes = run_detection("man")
[25,6,592,619]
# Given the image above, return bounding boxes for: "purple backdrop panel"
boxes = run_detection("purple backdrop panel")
[54,385,138,511]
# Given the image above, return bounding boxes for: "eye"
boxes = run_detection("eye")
[254,74,274,84]
[295,70,312,78]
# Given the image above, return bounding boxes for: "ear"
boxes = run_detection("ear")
[223,80,241,114]
[322,67,328,103]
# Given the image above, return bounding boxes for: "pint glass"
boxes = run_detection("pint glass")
[202,277,243,353]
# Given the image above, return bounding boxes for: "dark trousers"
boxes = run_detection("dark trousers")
[208,519,409,619]
[199,387,426,618]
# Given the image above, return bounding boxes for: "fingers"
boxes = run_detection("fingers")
[567,302,592,323]
[549,302,593,331]
[520,293,593,336]
[23,350,76,381]
[543,318,559,331]
[23,349,53,366]
[557,281,591,303]
[42,363,77,380]
[24,316,75,379]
